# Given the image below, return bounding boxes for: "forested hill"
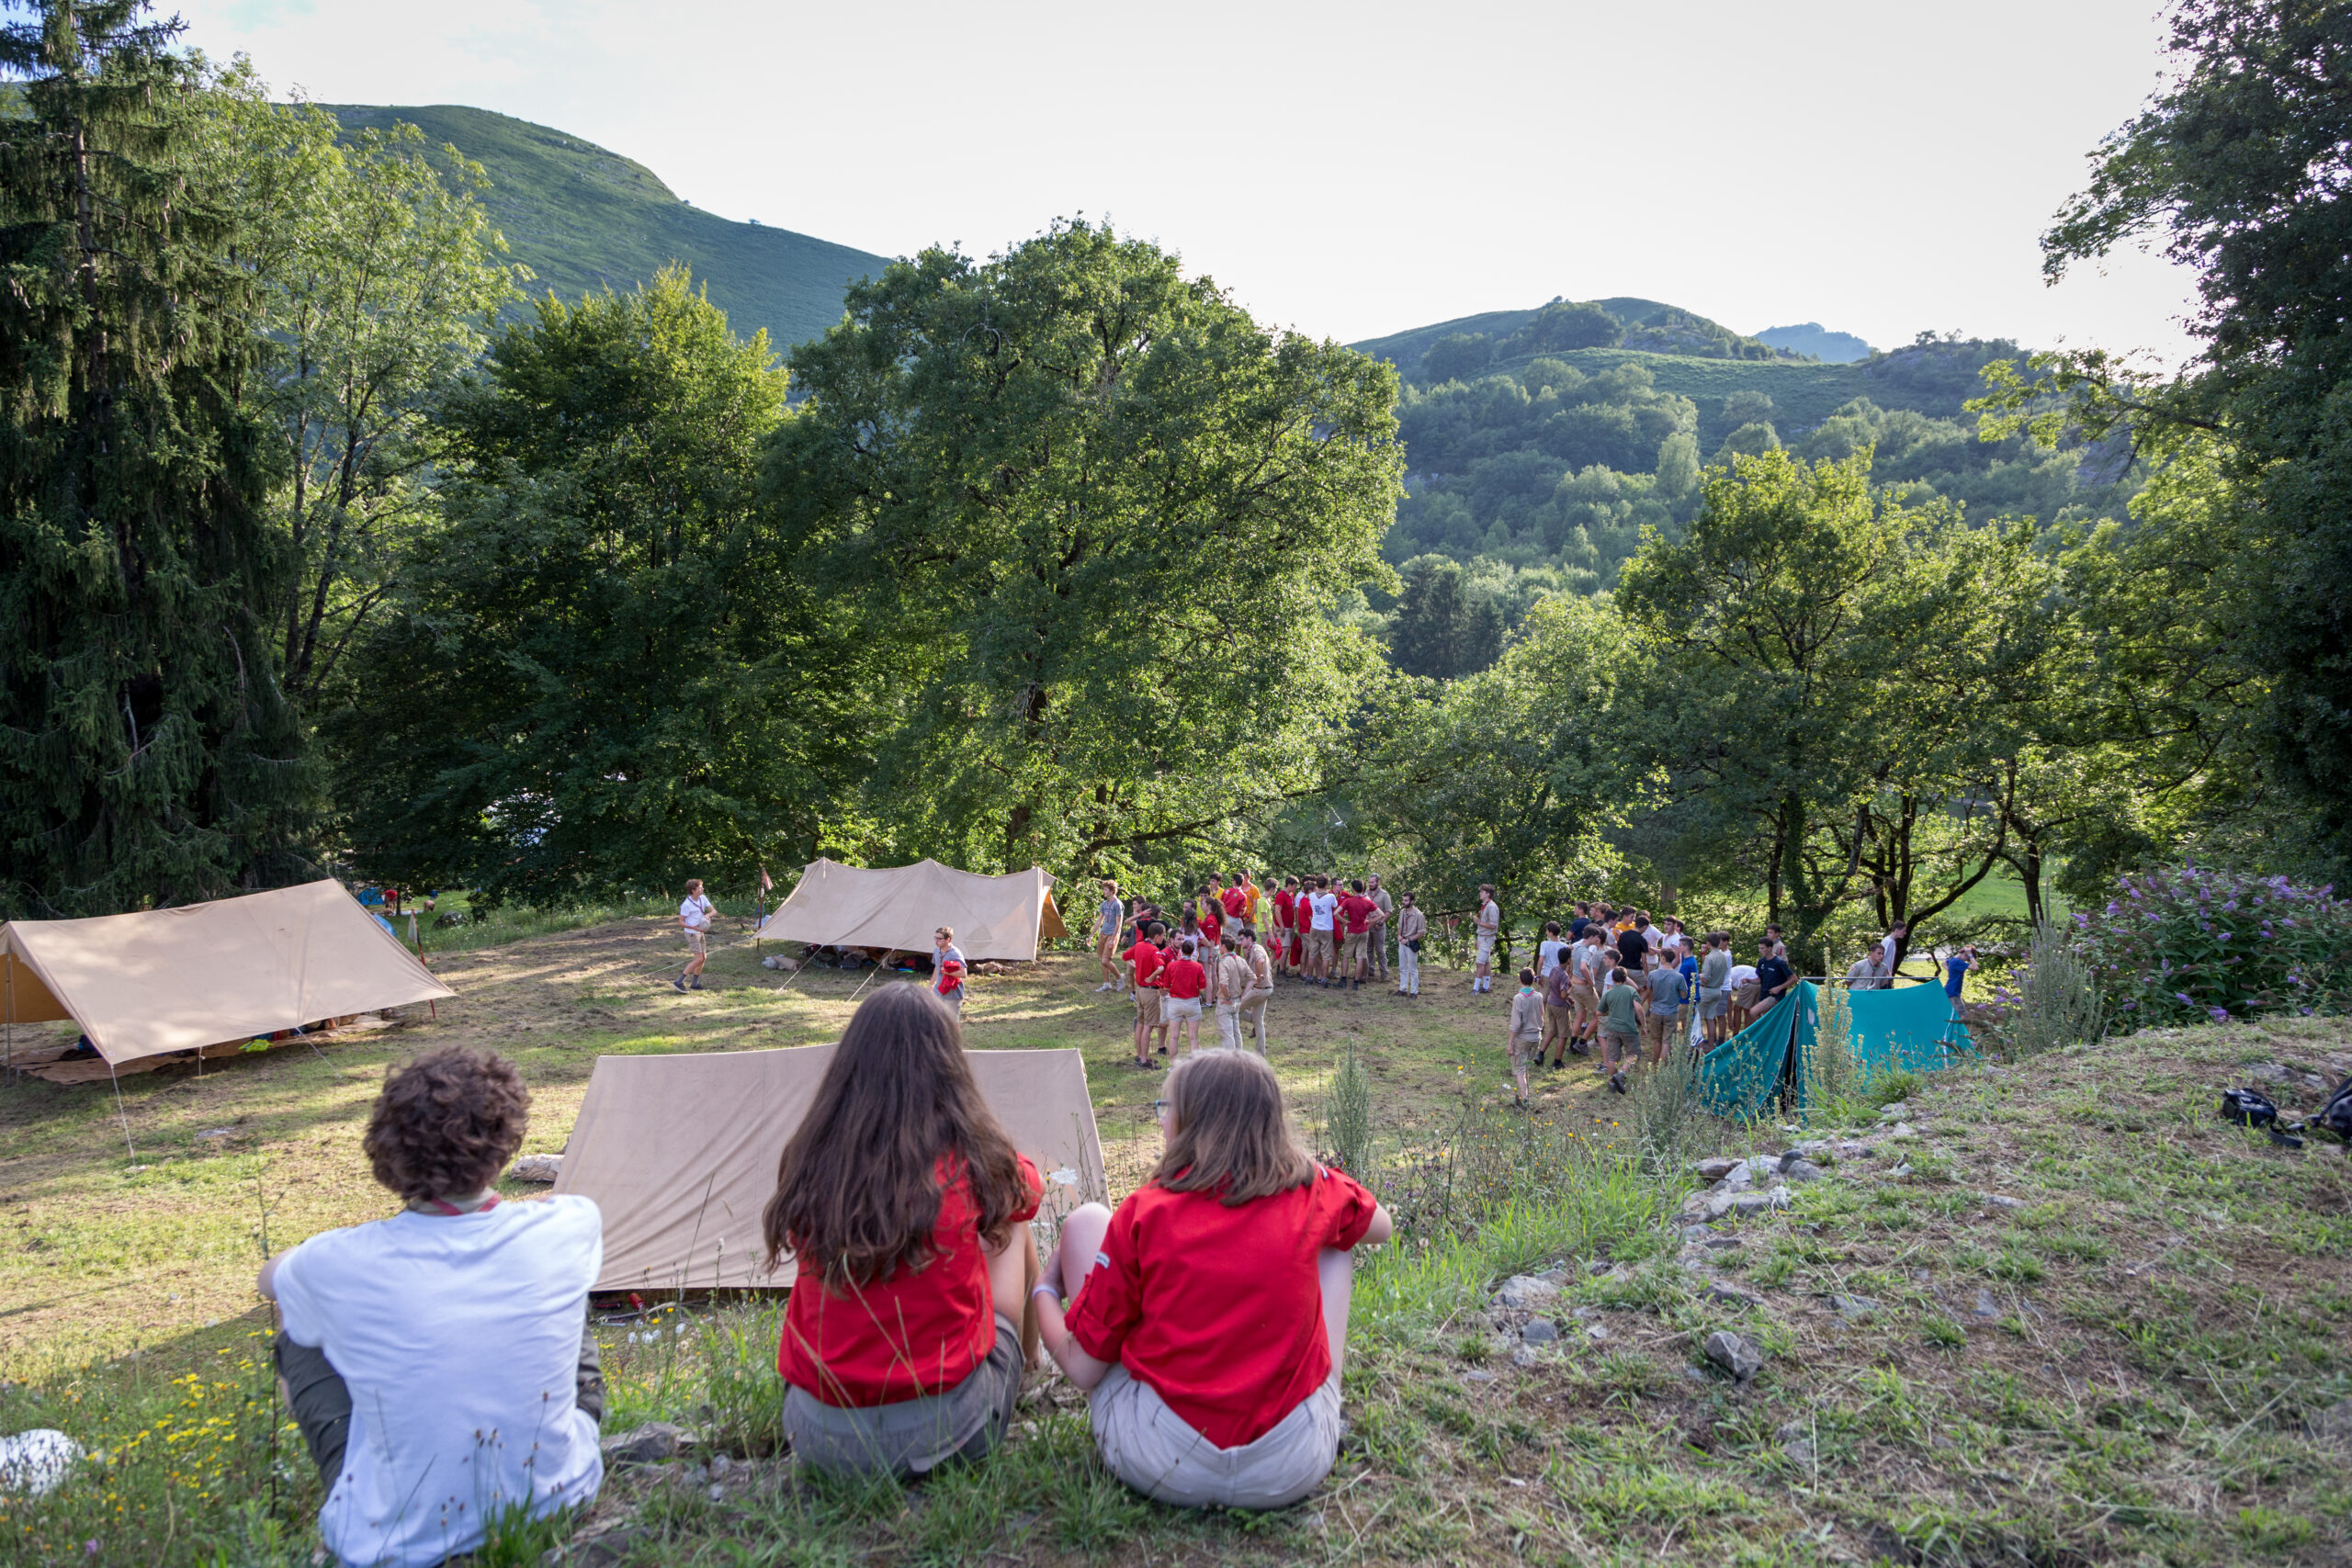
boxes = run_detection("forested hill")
[1343,304,2140,677]
[321,104,890,354]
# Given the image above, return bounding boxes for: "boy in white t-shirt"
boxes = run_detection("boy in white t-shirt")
[1307,877,1340,986]
[674,877,715,992]
[260,1047,604,1568]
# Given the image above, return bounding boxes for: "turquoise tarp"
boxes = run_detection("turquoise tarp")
[1695,981,1817,1122]
[1694,978,1973,1122]
[1847,980,1973,1074]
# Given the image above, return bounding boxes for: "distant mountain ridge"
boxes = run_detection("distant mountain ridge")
[1755,321,1874,363]
[320,104,891,355]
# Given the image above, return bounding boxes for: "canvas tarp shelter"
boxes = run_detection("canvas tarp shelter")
[1695,979,1973,1122]
[0,880,454,1067]
[753,859,1067,961]
[553,1039,1103,1292]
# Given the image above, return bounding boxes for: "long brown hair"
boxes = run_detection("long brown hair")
[1150,1049,1314,1206]
[761,985,1029,1287]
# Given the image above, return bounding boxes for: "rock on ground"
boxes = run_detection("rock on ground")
[1703,1331,1765,1382]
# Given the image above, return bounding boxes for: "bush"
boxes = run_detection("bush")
[2001,920,2107,1055]
[1326,1040,1374,1185]
[2072,864,2352,1029]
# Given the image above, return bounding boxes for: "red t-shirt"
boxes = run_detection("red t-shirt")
[777,1153,1043,1407]
[1128,940,1166,988]
[1220,886,1248,919]
[1162,956,1207,1000]
[1199,909,1222,945]
[1272,889,1295,931]
[1066,1166,1377,1448]
[1337,893,1376,935]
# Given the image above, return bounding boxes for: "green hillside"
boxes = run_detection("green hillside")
[322,104,890,355]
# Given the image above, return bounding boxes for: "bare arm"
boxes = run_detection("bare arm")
[256,1254,284,1300]
[1035,1292,1114,1391]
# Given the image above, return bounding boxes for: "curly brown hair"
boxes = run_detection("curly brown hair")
[363,1046,532,1202]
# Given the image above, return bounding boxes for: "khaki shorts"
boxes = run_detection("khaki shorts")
[786,1315,1021,1479]
[1571,982,1599,1011]
[1509,1034,1539,1070]
[1475,931,1496,964]
[1090,1364,1341,1510]
[1163,996,1202,1023]
[1340,931,1367,973]
[1733,982,1761,1010]
[683,929,708,954]
[1135,989,1163,1026]
[1307,930,1334,963]
[1641,1011,1675,1053]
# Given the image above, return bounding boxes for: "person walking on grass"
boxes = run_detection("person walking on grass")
[1366,874,1395,985]
[1570,925,1610,1050]
[1238,925,1274,1049]
[1273,877,1299,978]
[1472,884,1500,994]
[1095,881,1126,993]
[1336,880,1377,991]
[1507,967,1543,1108]
[1162,940,1208,1055]
[1306,877,1339,987]
[1640,949,1684,1068]
[674,878,715,992]
[1542,947,1578,1066]
[764,986,1044,1480]
[1599,964,1641,1094]
[1394,893,1426,997]
[1128,922,1169,1068]
[1214,935,1256,1051]
[1698,931,1734,1047]
[259,1046,604,1568]
[1537,920,1566,984]
[933,927,969,1014]
[1033,1049,1392,1510]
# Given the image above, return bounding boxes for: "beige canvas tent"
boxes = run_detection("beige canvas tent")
[0,879,455,1068]
[553,1040,1102,1292]
[754,859,1067,962]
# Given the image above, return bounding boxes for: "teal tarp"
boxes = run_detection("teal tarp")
[1848,980,1973,1074]
[1694,979,1973,1122]
[1696,981,1817,1122]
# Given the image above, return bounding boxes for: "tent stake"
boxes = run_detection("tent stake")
[107,1058,135,1158]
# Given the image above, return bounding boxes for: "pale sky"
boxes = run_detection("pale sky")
[177,0,2201,362]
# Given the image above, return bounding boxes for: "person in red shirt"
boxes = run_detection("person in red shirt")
[1220,874,1249,922]
[764,985,1044,1478]
[1159,939,1209,1055]
[1197,901,1222,953]
[1033,1049,1393,1508]
[1272,878,1298,977]
[1127,923,1169,1068]
[1335,881,1378,991]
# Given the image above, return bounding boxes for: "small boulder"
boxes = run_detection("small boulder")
[600,1421,692,1469]
[1781,1159,1826,1183]
[1509,1343,1544,1369]
[506,1153,562,1184]
[2308,1397,2352,1447]
[1703,1331,1765,1382]
[1982,1193,2024,1210]
[1783,1438,1817,1466]
[1878,1101,1911,1121]
[1970,1289,2000,1319]
[1704,1281,1762,1309]
[1521,1318,1559,1345]
[1830,1293,1881,1324]
[1693,1157,1738,1182]
[1494,1274,1561,1310]
[1884,1122,1918,1141]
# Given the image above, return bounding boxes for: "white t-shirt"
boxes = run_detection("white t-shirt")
[679,895,713,931]
[1537,939,1565,976]
[273,1197,605,1568]
[1728,964,1759,988]
[1309,892,1338,932]
[1479,899,1499,933]
[1572,942,1609,987]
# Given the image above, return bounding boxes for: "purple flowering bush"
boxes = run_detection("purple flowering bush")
[2075,864,2352,1028]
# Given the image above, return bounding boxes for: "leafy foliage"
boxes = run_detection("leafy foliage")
[764,220,1401,876]
[2073,864,2352,1029]
[0,0,312,916]
[332,268,855,900]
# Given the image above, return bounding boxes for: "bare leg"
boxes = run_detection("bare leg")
[984,1218,1040,1366]
[1318,1247,1356,1375]
[1051,1202,1113,1301]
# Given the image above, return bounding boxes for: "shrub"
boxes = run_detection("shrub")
[1326,1039,1374,1186]
[2071,864,2352,1029]
[2001,921,2107,1055]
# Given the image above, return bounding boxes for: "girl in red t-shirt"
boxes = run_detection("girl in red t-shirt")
[1031,1049,1394,1509]
[763,985,1044,1478]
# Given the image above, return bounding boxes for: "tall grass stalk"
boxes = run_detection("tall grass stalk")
[1806,965,1867,1122]
[2007,921,2107,1056]
[1327,1038,1374,1185]
[1625,1035,1701,1177]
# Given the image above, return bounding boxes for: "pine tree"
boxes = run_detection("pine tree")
[0,0,311,916]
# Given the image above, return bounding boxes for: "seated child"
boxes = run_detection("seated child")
[258,1046,604,1568]
[763,983,1043,1477]
[1033,1048,1394,1509]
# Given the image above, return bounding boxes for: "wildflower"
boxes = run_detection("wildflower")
[2175,992,2194,1007]
[2208,1006,2229,1023]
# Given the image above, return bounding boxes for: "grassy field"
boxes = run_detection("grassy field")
[3,917,2348,1565]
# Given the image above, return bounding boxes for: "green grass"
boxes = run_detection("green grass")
[6,925,2352,1565]
[319,104,889,355]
